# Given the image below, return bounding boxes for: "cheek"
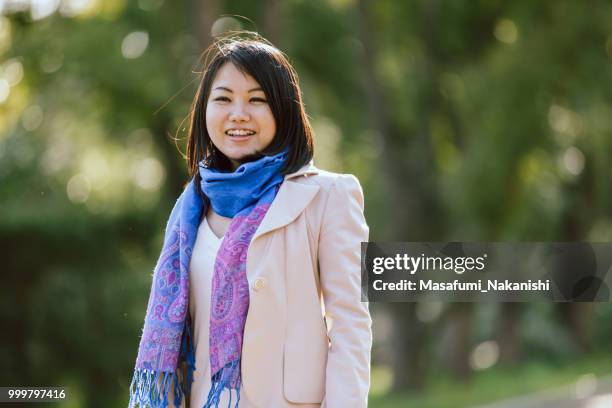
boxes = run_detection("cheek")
[207,108,228,147]
[260,109,276,138]
[205,104,224,130]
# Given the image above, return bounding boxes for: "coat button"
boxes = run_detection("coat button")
[253,278,266,291]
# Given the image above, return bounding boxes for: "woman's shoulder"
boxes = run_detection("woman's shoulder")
[286,163,363,192]
[285,164,367,239]
[285,163,365,208]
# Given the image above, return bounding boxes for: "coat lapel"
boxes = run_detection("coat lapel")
[252,163,320,241]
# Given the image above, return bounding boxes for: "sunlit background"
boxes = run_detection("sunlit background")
[2,1,612,407]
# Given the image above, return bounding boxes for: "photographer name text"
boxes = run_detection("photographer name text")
[372,279,551,293]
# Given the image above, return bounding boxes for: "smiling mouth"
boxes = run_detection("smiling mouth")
[225,129,256,137]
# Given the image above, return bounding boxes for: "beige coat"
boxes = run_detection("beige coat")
[175,163,372,407]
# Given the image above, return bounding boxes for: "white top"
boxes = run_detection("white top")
[187,217,250,407]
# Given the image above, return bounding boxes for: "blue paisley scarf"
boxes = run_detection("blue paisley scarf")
[128,151,286,408]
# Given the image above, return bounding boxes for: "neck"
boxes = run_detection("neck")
[229,152,264,171]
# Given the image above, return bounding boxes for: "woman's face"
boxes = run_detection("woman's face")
[206,62,276,170]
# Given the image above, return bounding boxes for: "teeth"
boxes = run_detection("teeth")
[226,129,255,136]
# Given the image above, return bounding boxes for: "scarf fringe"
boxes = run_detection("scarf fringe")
[203,360,241,408]
[129,319,196,407]
[128,369,179,408]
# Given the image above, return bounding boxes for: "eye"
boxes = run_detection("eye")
[250,97,267,103]
[213,96,230,102]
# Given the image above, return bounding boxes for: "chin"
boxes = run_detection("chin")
[226,150,252,160]
[222,148,248,159]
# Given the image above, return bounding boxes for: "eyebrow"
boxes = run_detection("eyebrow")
[213,86,263,93]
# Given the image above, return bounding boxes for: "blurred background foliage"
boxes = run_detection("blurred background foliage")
[1,0,612,407]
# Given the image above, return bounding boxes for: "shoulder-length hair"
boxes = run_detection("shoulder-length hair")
[185,32,314,179]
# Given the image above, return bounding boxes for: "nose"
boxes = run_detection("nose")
[229,103,250,122]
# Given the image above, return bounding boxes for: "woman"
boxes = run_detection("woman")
[128,33,371,408]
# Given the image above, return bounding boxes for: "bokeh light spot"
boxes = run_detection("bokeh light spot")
[67,174,92,203]
[122,31,149,59]
[470,340,499,370]
[3,58,24,86]
[211,17,242,38]
[22,105,44,131]
[0,79,10,103]
[131,157,165,191]
[494,18,518,44]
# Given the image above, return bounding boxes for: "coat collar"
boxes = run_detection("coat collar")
[252,161,320,241]
[284,160,319,181]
